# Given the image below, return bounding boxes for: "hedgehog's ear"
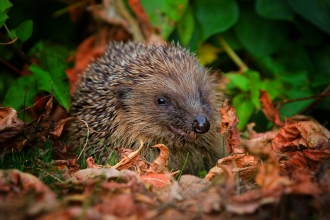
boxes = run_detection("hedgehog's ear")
[116,86,132,102]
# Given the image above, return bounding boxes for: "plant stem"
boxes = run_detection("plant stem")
[218,35,247,73]
[0,32,32,65]
[300,85,330,114]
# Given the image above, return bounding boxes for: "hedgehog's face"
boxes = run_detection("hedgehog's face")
[115,65,218,143]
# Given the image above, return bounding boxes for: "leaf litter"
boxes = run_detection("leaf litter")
[1,90,330,219]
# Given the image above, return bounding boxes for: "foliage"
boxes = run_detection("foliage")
[0,0,329,131]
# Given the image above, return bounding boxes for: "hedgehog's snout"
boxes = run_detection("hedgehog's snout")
[192,115,210,134]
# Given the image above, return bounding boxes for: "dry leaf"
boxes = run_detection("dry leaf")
[113,142,144,170]
[272,121,330,152]
[219,99,241,154]
[259,90,285,127]
[0,169,57,219]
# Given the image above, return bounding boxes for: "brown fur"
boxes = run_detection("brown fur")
[69,42,225,174]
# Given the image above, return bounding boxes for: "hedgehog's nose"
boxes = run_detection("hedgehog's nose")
[192,116,210,134]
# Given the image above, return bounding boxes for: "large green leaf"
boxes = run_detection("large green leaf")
[29,54,70,111]
[16,20,33,42]
[0,0,12,14]
[194,0,239,41]
[2,75,38,111]
[256,0,294,20]
[141,0,188,39]
[177,6,194,46]
[288,0,330,34]
[234,8,288,56]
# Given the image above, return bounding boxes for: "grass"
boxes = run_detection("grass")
[0,139,65,187]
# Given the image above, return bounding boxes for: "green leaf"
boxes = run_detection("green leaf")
[29,54,70,111]
[259,80,283,100]
[141,0,188,39]
[232,94,255,131]
[194,0,239,41]
[16,20,33,42]
[288,0,330,34]
[225,73,250,92]
[256,0,294,20]
[0,0,12,14]
[0,13,8,28]
[3,75,38,111]
[246,70,261,109]
[177,6,194,46]
[234,8,288,56]
[277,42,315,75]
[280,88,314,117]
[29,64,52,92]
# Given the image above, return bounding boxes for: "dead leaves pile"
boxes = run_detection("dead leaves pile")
[1,92,330,219]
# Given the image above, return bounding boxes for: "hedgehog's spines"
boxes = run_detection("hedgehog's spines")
[69,42,224,174]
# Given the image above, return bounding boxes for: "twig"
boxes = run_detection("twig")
[279,93,330,105]
[3,24,13,40]
[218,35,248,73]
[52,0,88,17]
[77,118,90,161]
[300,85,330,114]
[0,57,22,76]
[36,168,63,183]
[0,32,32,65]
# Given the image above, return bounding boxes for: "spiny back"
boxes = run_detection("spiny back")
[69,42,224,174]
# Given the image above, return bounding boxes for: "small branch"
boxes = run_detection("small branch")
[300,85,330,114]
[0,57,22,76]
[0,32,32,65]
[279,93,330,105]
[218,35,248,73]
[52,0,88,17]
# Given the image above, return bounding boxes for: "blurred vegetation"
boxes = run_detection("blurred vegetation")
[0,0,329,131]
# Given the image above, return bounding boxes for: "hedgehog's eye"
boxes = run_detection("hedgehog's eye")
[157,98,167,105]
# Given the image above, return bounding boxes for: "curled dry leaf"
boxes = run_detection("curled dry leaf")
[113,142,144,171]
[272,121,330,176]
[148,144,170,173]
[219,99,239,134]
[272,121,330,152]
[44,96,53,116]
[86,156,103,169]
[205,151,259,181]
[0,107,24,140]
[219,99,241,154]
[49,117,74,139]
[259,90,285,127]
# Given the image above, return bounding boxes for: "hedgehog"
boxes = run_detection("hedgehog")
[69,42,225,174]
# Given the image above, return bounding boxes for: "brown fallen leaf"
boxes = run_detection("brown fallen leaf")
[147,144,170,174]
[66,29,109,93]
[0,169,57,219]
[272,121,330,152]
[113,141,144,171]
[205,153,259,181]
[219,99,242,154]
[0,107,24,141]
[259,90,285,127]
[86,156,103,169]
